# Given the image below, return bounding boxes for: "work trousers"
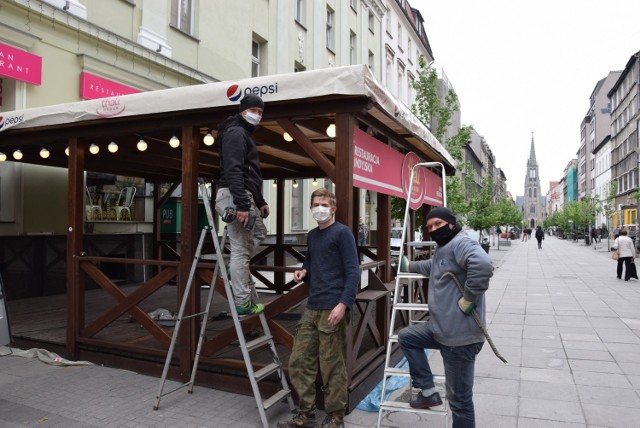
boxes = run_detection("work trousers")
[289,309,350,418]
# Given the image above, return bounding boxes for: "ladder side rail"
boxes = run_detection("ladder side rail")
[188,226,229,392]
[154,228,209,410]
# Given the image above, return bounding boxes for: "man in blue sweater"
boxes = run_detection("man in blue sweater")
[398,207,493,428]
[278,188,360,428]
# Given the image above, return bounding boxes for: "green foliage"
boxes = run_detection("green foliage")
[466,176,498,232]
[495,196,523,229]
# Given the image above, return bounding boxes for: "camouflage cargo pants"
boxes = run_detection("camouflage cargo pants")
[289,309,350,418]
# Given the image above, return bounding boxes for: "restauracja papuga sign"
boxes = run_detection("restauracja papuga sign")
[353,127,443,208]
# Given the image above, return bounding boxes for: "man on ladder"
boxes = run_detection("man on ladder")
[398,207,493,428]
[215,93,270,315]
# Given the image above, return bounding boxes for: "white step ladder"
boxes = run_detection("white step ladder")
[376,162,450,428]
[153,179,294,428]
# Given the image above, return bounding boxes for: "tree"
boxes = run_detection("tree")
[466,176,498,237]
[495,197,523,230]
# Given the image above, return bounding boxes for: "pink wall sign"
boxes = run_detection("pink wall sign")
[0,43,42,85]
[353,127,443,207]
[80,72,141,100]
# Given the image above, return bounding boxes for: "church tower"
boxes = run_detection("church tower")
[523,132,543,228]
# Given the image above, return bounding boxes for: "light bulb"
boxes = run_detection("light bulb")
[40,148,50,158]
[312,178,318,186]
[292,179,299,189]
[169,136,180,148]
[283,132,293,142]
[203,133,214,146]
[89,144,99,154]
[272,179,277,188]
[326,124,336,138]
[137,139,148,151]
[65,147,69,156]
[13,149,23,160]
[0,152,6,162]
[108,142,118,153]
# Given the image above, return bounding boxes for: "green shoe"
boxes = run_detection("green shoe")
[236,300,264,316]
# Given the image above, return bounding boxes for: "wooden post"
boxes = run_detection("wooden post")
[178,126,199,378]
[377,193,391,282]
[275,179,285,288]
[334,113,354,227]
[66,138,85,359]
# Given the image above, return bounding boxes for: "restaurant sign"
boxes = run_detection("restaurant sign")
[353,127,443,208]
[0,43,42,85]
[80,72,141,100]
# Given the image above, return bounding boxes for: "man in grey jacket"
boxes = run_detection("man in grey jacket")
[398,207,493,428]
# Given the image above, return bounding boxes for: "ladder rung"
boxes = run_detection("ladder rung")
[199,254,228,261]
[389,334,398,342]
[384,367,410,376]
[396,273,428,280]
[182,311,207,320]
[394,303,429,311]
[262,389,291,410]
[246,334,273,352]
[254,362,280,381]
[379,400,448,415]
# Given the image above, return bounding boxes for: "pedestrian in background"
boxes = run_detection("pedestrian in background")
[535,226,544,249]
[358,217,367,262]
[397,207,494,428]
[278,188,360,428]
[612,228,636,281]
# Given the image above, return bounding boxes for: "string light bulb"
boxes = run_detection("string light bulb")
[89,144,99,154]
[65,147,69,156]
[13,149,23,160]
[203,132,214,146]
[169,136,180,148]
[272,179,277,188]
[283,132,293,142]
[40,148,50,159]
[0,152,6,162]
[326,124,336,138]
[312,178,318,186]
[137,139,148,151]
[292,179,299,189]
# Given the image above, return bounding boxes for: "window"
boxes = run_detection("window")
[291,181,304,231]
[386,14,391,35]
[385,51,393,88]
[397,62,405,98]
[350,31,357,65]
[251,40,261,77]
[171,0,193,34]
[296,0,305,24]
[326,7,335,51]
[407,39,413,63]
[368,51,374,72]
[368,11,374,32]
[397,24,403,51]
[350,0,357,11]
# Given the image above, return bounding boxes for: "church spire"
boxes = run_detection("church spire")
[529,131,536,163]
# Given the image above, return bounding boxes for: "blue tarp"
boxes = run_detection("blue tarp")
[356,357,411,412]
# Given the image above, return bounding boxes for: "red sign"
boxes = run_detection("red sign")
[0,43,42,85]
[353,127,443,207]
[80,72,140,100]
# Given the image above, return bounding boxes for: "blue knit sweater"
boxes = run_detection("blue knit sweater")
[302,222,360,310]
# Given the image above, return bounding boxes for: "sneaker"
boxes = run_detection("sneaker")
[320,414,344,428]
[236,300,264,316]
[277,411,316,428]
[410,391,443,409]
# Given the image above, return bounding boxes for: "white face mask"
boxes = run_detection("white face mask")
[311,206,332,223]
[243,111,262,126]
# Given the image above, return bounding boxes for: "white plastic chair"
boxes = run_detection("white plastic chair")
[85,186,103,221]
[114,186,136,221]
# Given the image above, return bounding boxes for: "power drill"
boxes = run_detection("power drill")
[221,206,255,229]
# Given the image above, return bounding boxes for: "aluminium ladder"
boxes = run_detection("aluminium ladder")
[154,179,294,428]
[376,162,450,428]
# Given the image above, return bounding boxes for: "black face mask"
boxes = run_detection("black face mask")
[430,224,459,246]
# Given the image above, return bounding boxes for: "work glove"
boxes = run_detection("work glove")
[458,297,475,315]
[398,256,409,272]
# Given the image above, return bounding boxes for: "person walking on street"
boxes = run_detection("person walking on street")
[358,217,367,262]
[278,188,360,428]
[215,94,270,316]
[612,228,636,281]
[397,207,494,428]
[535,226,544,249]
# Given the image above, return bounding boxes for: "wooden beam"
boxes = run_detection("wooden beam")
[278,119,335,181]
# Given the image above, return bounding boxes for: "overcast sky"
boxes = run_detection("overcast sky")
[411,0,640,197]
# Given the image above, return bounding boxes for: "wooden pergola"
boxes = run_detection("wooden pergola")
[0,65,455,409]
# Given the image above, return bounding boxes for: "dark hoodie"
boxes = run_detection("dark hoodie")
[216,114,267,211]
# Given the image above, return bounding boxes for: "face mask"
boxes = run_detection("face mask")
[430,224,455,246]
[311,206,332,223]
[243,111,262,126]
